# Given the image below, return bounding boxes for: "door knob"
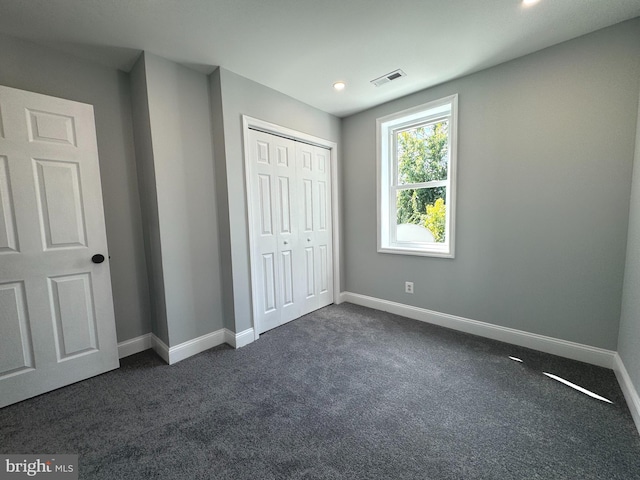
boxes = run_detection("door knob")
[283,241,289,245]
[307,238,311,242]
[91,254,105,264]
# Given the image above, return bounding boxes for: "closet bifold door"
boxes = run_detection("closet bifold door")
[249,130,299,334]
[295,143,334,317]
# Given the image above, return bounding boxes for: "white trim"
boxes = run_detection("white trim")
[330,126,341,316]
[378,245,454,258]
[117,334,152,359]
[224,329,235,347]
[377,94,458,258]
[151,334,170,364]
[613,354,640,435]
[235,328,255,348]
[149,330,224,365]
[150,328,256,365]
[242,115,341,338]
[166,330,226,365]
[224,328,255,348]
[341,292,616,368]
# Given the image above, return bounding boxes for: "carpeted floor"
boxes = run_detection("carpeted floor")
[1,303,639,479]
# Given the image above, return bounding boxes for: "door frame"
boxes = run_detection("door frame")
[242,115,341,340]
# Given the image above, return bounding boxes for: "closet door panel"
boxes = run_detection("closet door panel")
[274,136,300,325]
[295,144,333,315]
[295,143,318,314]
[250,131,280,333]
[313,147,333,309]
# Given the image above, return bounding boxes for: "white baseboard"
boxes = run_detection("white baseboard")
[224,328,255,348]
[166,329,226,365]
[151,334,170,364]
[613,353,640,435]
[147,327,255,365]
[118,334,152,359]
[341,292,616,368]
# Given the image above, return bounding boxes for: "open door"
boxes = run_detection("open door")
[0,85,118,408]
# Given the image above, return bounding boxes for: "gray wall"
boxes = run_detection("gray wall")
[130,53,169,344]
[140,53,225,346]
[0,33,151,342]
[619,88,640,394]
[209,69,236,332]
[342,19,640,350]
[212,68,341,332]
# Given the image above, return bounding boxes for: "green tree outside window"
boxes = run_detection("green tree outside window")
[396,121,449,242]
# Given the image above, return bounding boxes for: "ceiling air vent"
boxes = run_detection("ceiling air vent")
[371,69,406,87]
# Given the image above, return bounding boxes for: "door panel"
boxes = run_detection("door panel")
[275,140,299,325]
[0,85,118,408]
[304,246,315,299]
[34,159,87,249]
[319,245,329,294]
[302,179,313,232]
[276,145,289,167]
[313,148,333,309]
[0,156,18,252]
[0,281,34,378]
[26,109,77,146]
[257,174,274,236]
[281,250,294,307]
[49,273,98,359]
[278,176,291,234]
[261,253,277,313]
[318,180,327,231]
[301,150,312,171]
[256,140,270,164]
[296,143,333,316]
[249,130,300,332]
[251,135,279,332]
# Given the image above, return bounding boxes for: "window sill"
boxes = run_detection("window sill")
[377,245,454,258]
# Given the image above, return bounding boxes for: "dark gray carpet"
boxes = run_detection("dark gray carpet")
[1,303,639,479]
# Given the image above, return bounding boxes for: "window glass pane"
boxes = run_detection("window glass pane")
[397,120,449,185]
[396,187,446,243]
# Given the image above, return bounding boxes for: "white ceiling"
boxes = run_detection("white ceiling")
[0,0,638,117]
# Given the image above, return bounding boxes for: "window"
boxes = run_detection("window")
[377,95,457,257]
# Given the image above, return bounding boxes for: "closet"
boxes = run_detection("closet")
[247,129,333,334]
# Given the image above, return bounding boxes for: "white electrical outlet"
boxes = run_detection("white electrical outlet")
[405,281,414,294]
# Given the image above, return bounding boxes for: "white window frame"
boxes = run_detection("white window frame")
[377,94,458,258]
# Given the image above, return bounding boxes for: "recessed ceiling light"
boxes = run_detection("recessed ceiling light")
[333,81,346,91]
[522,0,540,6]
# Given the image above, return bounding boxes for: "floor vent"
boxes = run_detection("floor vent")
[371,69,406,87]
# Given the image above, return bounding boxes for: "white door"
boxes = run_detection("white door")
[295,143,333,316]
[249,130,300,333]
[0,85,118,408]
[248,129,333,335]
